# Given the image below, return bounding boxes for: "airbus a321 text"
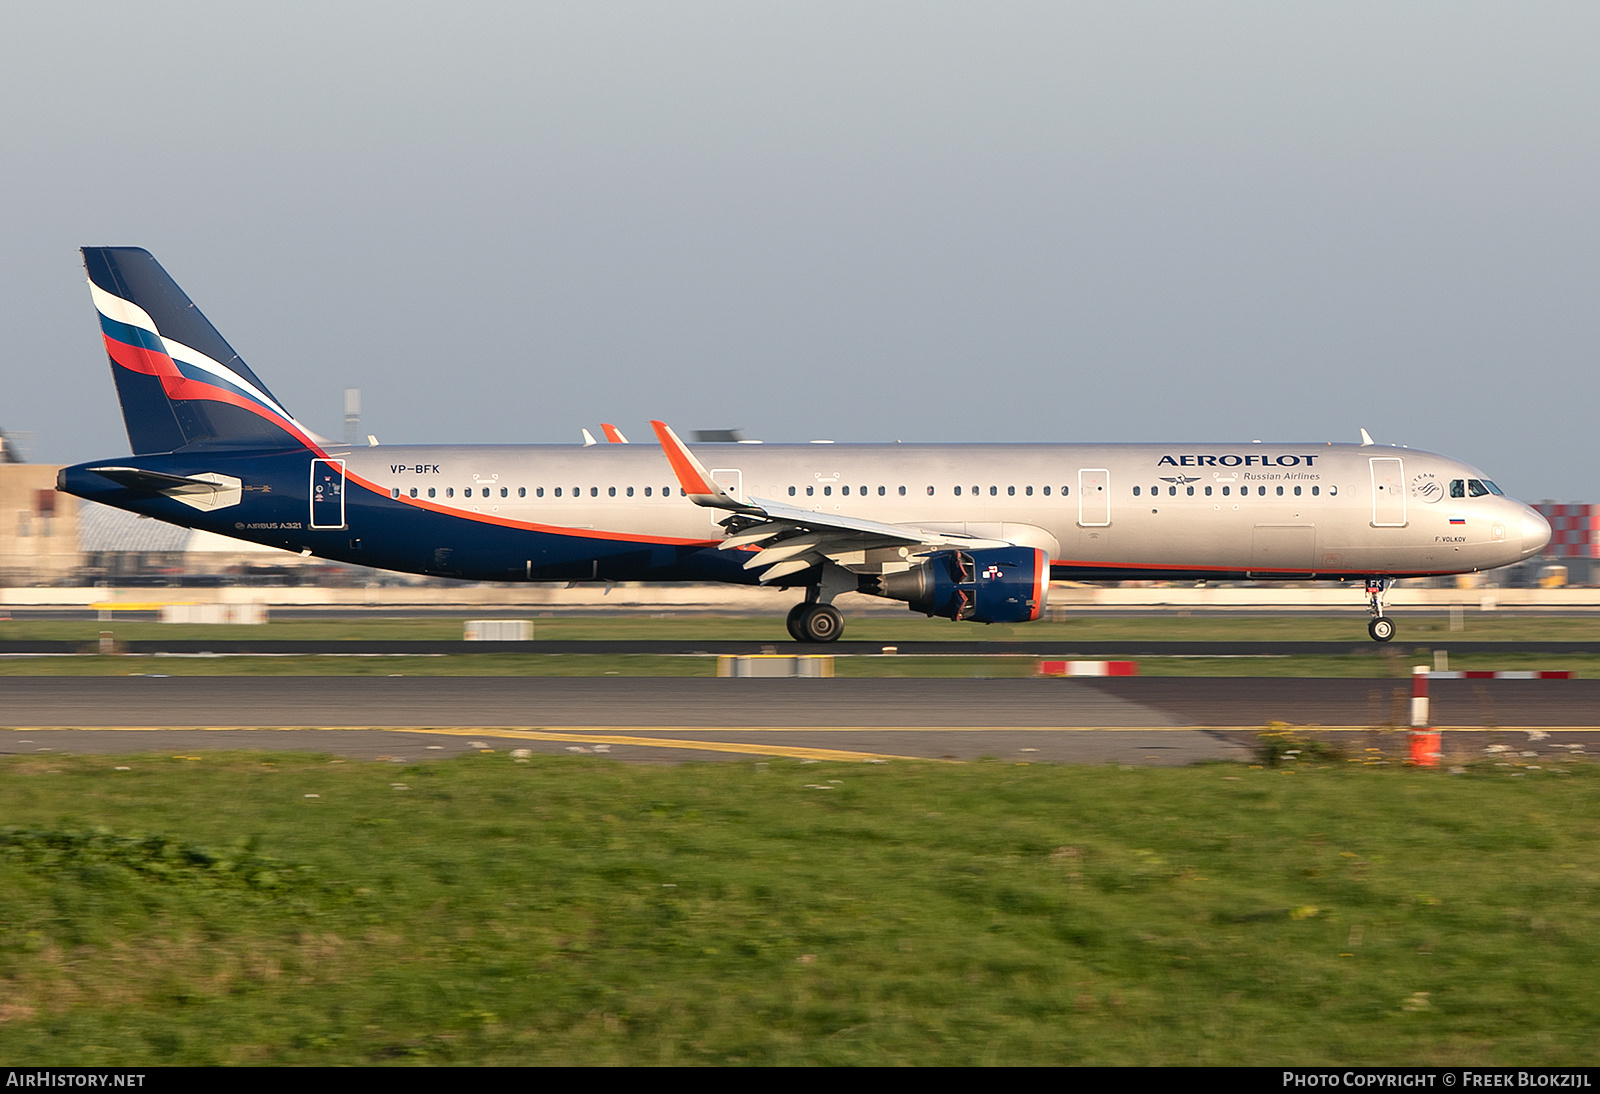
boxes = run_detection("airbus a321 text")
[59,248,1552,643]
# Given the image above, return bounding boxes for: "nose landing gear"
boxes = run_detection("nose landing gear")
[1365,578,1395,642]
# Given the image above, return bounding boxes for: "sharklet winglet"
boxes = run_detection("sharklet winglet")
[649,420,753,512]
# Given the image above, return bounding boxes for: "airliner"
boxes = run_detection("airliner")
[57,248,1551,643]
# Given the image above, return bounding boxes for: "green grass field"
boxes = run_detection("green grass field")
[1,752,1596,1065]
[7,610,1600,645]
[0,651,1592,678]
[1,613,1596,678]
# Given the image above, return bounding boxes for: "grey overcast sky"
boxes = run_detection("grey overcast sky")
[2,3,1595,499]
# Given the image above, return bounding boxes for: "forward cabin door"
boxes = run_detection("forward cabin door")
[310,458,347,529]
[1077,468,1110,526]
[1369,457,1406,527]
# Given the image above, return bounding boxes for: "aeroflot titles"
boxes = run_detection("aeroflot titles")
[1159,454,1320,468]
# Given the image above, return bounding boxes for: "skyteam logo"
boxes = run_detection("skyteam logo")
[1411,472,1444,504]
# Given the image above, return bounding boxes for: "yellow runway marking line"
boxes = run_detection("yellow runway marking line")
[0,725,926,763]
[7,724,1600,734]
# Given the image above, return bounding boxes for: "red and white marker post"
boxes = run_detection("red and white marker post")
[1409,665,1441,767]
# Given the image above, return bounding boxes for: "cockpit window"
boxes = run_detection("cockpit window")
[1468,479,1490,497]
[1450,479,1465,498]
[1485,480,1504,496]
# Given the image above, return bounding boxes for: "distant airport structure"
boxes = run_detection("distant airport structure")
[1533,502,1598,584]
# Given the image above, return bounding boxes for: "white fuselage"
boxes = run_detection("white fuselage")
[332,440,1548,579]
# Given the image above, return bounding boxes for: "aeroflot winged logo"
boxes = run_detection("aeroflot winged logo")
[1158,454,1320,468]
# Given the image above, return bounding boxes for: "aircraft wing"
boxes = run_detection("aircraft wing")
[650,421,1008,583]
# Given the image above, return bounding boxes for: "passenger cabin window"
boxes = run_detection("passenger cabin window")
[409,487,418,498]
[428,488,437,498]
[806,486,814,496]
[554,487,562,497]
[1133,486,1141,496]
[1204,486,1212,496]
[842,486,850,496]
[926,486,935,495]
[446,487,454,498]
[954,486,962,496]
[1311,486,1319,496]
[788,486,796,496]
[1043,486,1051,496]
[390,487,399,499]
[823,486,832,496]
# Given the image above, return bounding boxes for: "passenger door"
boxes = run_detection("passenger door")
[1369,458,1406,527]
[310,458,347,529]
[1078,468,1110,527]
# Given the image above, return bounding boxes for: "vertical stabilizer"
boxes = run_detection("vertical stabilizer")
[82,247,318,454]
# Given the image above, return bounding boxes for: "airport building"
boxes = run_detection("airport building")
[0,462,80,586]
[1533,502,1599,585]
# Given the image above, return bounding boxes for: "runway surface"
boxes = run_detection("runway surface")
[2,676,1595,765]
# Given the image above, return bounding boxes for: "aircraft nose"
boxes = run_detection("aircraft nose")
[1521,507,1551,558]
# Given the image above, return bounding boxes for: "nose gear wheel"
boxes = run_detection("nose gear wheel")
[1365,578,1395,643]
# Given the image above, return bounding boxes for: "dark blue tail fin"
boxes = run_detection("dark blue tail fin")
[83,247,320,454]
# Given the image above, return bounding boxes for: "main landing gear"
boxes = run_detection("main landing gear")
[785,563,855,643]
[786,601,844,643]
[1365,578,1395,643]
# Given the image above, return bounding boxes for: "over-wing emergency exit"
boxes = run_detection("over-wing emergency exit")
[58,248,1550,642]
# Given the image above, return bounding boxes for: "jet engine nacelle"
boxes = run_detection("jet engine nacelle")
[871,546,1047,624]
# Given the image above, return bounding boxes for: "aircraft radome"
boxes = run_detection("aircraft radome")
[59,248,1551,643]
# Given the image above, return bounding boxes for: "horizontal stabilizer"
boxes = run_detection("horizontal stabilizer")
[85,466,243,512]
[86,466,220,494]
